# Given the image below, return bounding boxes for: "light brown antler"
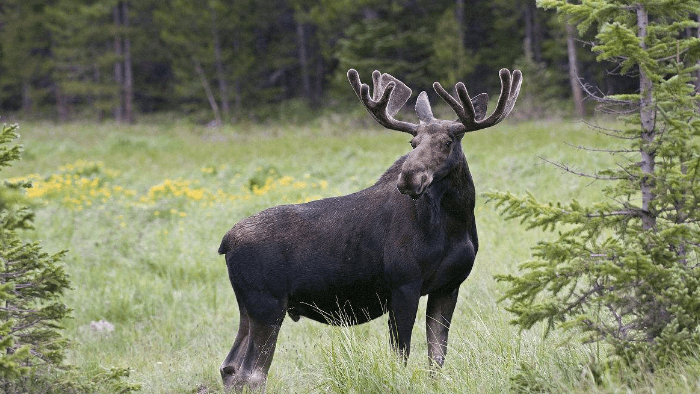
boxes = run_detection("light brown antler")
[433,68,522,133]
[347,69,418,135]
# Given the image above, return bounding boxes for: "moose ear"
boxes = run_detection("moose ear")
[415,91,434,123]
[379,73,411,117]
[470,93,488,121]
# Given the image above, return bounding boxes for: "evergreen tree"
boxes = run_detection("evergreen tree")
[46,0,122,121]
[0,123,71,385]
[0,0,53,115]
[488,0,700,367]
[156,0,225,124]
[156,0,300,122]
[0,0,622,121]
[429,6,474,86]
[330,1,471,101]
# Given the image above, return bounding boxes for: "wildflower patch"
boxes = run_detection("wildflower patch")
[12,160,330,213]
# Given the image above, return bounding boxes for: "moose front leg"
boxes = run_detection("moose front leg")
[426,288,459,367]
[388,281,422,361]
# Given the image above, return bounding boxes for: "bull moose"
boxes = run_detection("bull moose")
[218,67,522,391]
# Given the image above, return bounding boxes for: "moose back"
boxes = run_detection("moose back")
[217,67,522,392]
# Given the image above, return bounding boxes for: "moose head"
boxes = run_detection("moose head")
[347,68,522,199]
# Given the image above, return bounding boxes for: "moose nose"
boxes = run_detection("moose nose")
[397,170,430,198]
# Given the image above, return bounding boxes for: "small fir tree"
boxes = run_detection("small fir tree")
[487,0,700,367]
[0,123,71,383]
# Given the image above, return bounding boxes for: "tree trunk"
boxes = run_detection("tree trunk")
[93,62,103,122]
[54,83,69,122]
[695,15,700,95]
[194,59,222,127]
[234,77,242,120]
[113,4,124,123]
[21,80,31,116]
[637,5,656,231]
[233,34,242,118]
[455,0,465,48]
[296,18,311,101]
[565,21,585,118]
[122,1,133,123]
[211,5,230,122]
[523,1,541,62]
[314,53,323,103]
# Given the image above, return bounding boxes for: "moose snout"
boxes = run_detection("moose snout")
[397,170,432,199]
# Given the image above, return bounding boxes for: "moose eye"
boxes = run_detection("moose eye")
[445,140,453,147]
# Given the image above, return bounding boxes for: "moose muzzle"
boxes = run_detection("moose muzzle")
[397,165,432,199]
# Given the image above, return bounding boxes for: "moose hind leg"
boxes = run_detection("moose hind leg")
[222,291,287,392]
[220,304,251,387]
[234,316,283,392]
[426,288,459,368]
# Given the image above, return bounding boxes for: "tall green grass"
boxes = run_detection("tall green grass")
[6,117,700,392]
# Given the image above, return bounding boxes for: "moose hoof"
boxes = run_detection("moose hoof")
[220,367,267,393]
[245,372,267,392]
[220,365,237,390]
[221,365,236,375]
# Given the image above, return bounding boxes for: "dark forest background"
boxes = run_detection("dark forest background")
[0,0,656,124]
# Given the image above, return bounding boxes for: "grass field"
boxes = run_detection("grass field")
[5,115,700,393]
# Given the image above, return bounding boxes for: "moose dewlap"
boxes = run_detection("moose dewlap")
[217,67,522,392]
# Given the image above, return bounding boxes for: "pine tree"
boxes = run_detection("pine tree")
[0,123,71,385]
[0,0,54,115]
[46,0,125,122]
[487,0,700,367]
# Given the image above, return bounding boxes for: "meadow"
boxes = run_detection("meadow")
[5,114,700,393]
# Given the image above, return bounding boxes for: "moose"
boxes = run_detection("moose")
[217,67,522,391]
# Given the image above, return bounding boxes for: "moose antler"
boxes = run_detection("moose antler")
[349,68,522,135]
[433,68,522,132]
[347,69,418,135]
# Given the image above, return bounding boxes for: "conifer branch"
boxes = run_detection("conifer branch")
[585,210,638,218]
[564,141,636,154]
[538,156,625,180]
[580,119,638,140]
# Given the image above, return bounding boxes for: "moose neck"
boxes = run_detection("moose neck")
[421,144,475,219]
[417,145,479,254]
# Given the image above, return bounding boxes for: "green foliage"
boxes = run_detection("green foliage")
[489,0,700,369]
[0,365,141,394]
[1,0,604,120]
[332,3,435,94]
[330,1,529,100]
[39,366,141,394]
[429,7,475,85]
[510,55,568,119]
[0,123,70,385]
[0,0,54,115]
[0,124,22,170]
[45,0,123,120]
